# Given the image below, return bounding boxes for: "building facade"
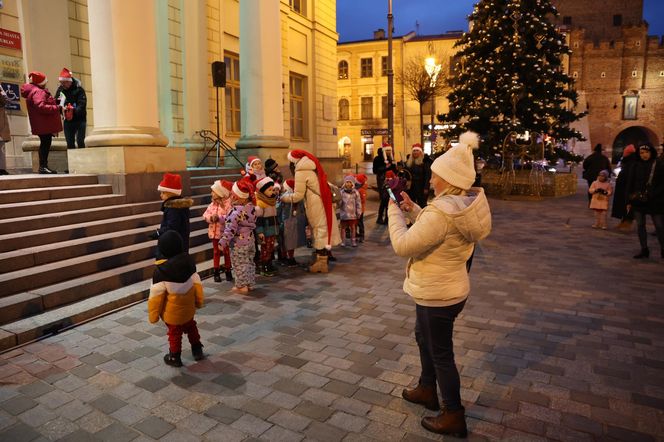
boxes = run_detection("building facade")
[552,0,664,161]
[337,32,460,170]
[0,0,338,176]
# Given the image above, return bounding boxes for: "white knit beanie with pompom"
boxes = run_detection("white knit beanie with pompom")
[430,131,480,190]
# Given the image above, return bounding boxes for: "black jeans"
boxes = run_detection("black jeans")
[415,300,466,411]
[633,210,664,251]
[37,134,53,168]
[64,120,86,148]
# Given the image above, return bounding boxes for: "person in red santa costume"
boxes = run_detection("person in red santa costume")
[281,150,341,273]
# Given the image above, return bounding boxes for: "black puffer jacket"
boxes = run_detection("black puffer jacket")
[55,78,87,122]
[611,154,637,219]
[627,157,664,215]
[157,197,194,251]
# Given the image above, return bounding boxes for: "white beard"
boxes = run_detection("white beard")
[407,155,423,167]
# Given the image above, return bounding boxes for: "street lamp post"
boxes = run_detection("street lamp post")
[387,0,394,147]
[424,56,441,154]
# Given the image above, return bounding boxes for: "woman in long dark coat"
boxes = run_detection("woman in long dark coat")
[611,145,637,227]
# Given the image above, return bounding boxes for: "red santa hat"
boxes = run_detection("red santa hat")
[58,68,73,82]
[287,149,334,249]
[256,176,274,193]
[385,170,396,180]
[245,156,261,173]
[157,173,182,196]
[411,143,423,152]
[355,174,368,185]
[381,142,393,151]
[28,71,48,87]
[232,177,254,200]
[211,179,232,198]
[284,179,295,192]
[623,144,636,157]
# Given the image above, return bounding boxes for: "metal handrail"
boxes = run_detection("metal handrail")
[194,130,244,168]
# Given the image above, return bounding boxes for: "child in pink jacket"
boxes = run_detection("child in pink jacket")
[204,180,234,282]
[589,170,613,229]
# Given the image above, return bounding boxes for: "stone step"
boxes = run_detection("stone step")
[0,253,215,347]
[0,217,209,273]
[0,227,211,298]
[188,166,240,178]
[0,184,114,205]
[0,174,99,191]
[0,194,127,220]
[0,194,208,235]
[0,205,206,253]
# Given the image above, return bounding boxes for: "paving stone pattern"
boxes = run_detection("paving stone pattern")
[0,186,663,441]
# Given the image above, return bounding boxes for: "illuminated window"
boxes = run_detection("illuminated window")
[290,73,307,139]
[224,52,241,134]
[361,58,373,78]
[338,60,349,79]
[338,98,349,120]
[361,97,373,119]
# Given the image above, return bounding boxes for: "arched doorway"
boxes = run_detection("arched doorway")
[338,136,351,168]
[612,126,659,163]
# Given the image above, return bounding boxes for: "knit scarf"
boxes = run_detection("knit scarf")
[256,191,277,208]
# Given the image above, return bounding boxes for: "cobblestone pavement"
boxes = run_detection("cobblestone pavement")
[1,186,663,441]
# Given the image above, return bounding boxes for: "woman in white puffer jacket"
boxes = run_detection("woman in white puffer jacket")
[388,132,492,438]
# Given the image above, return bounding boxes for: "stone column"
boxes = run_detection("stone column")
[182,0,209,139]
[67,0,186,201]
[19,0,72,172]
[182,0,211,166]
[236,0,289,164]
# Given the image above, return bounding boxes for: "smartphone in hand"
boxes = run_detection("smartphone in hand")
[387,187,402,203]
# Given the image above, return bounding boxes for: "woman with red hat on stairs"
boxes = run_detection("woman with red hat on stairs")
[20,71,63,174]
[281,149,341,273]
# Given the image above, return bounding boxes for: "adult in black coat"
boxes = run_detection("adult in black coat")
[626,144,664,259]
[405,144,432,207]
[373,145,396,224]
[54,68,87,149]
[611,145,637,225]
[582,144,612,202]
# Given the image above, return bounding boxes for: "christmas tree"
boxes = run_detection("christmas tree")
[442,0,586,162]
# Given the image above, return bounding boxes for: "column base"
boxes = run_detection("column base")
[22,136,69,173]
[236,135,290,171]
[67,145,186,174]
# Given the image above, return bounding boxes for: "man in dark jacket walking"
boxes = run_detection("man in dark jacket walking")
[55,68,87,149]
[582,144,612,202]
[611,145,637,228]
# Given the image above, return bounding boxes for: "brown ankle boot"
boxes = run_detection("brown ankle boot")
[401,383,440,411]
[421,407,467,438]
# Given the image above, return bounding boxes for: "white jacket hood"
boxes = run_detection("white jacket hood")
[430,188,492,243]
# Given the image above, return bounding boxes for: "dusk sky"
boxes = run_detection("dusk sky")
[337,0,664,42]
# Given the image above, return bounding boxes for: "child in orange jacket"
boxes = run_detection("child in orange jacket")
[148,230,204,367]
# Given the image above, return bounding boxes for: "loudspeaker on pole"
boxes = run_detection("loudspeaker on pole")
[211,61,226,87]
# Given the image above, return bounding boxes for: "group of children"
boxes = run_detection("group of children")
[148,158,370,366]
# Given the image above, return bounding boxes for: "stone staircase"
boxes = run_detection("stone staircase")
[0,168,241,351]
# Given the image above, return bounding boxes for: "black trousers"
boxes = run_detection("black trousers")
[64,120,86,149]
[37,134,53,168]
[415,300,466,411]
[634,211,664,251]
